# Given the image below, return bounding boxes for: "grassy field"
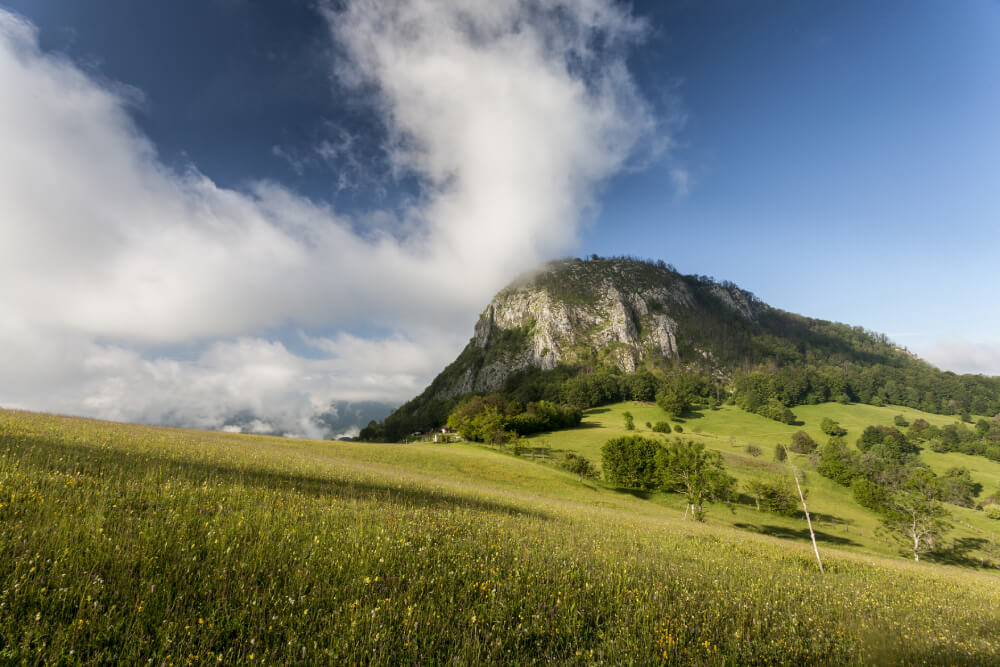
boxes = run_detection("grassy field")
[522,402,1000,564]
[2,408,1000,664]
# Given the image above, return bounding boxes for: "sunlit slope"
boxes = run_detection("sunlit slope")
[528,402,1000,564]
[2,408,999,665]
[522,402,1000,561]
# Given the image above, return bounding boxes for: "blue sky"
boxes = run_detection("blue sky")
[588,1,1000,354]
[1,0,998,435]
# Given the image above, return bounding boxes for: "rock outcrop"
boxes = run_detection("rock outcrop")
[431,258,763,399]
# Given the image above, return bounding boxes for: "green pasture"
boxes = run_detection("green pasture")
[2,408,1000,664]
[521,401,1000,562]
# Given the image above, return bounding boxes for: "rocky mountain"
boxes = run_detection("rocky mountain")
[368,256,1000,441]
[438,257,760,398]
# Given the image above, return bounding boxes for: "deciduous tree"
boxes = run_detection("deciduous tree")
[880,468,951,562]
[655,439,735,521]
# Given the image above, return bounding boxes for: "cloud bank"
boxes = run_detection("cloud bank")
[918,340,1000,377]
[0,2,655,435]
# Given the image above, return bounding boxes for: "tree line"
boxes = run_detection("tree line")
[443,394,581,444]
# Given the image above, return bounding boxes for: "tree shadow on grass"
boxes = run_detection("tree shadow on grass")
[9,435,549,520]
[571,421,604,430]
[733,523,860,546]
[926,537,996,569]
[609,487,654,500]
[807,512,852,528]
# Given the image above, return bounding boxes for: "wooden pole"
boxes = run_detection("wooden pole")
[791,465,824,573]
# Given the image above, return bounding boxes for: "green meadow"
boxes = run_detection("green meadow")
[523,402,1000,562]
[2,406,1000,665]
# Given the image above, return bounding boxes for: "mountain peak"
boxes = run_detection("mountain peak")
[370,256,1000,442]
[432,256,766,400]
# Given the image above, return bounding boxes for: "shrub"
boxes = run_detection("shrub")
[857,425,918,461]
[789,430,817,454]
[601,435,662,489]
[744,444,763,457]
[928,439,950,453]
[759,399,797,425]
[655,389,687,420]
[937,467,980,508]
[745,478,800,516]
[906,418,931,440]
[852,478,889,513]
[623,411,635,431]
[985,505,1000,520]
[893,415,910,428]
[561,452,597,482]
[673,424,683,433]
[817,437,858,486]
[652,421,671,434]
[820,417,847,437]
[773,443,787,463]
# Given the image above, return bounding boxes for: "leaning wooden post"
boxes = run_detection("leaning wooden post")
[790,464,824,573]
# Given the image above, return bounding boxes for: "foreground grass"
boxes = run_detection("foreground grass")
[2,410,1000,664]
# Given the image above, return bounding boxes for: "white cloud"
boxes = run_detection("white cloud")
[0,327,461,438]
[0,2,657,434]
[916,340,1000,377]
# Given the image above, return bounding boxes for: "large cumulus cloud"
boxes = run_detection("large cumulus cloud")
[0,2,656,435]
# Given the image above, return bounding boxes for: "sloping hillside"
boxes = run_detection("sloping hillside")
[519,401,1000,564]
[1,408,999,664]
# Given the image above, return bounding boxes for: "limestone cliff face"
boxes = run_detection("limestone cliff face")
[432,258,763,399]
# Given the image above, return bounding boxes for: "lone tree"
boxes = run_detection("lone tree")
[652,421,672,434]
[601,435,662,490]
[656,388,688,420]
[562,452,598,483]
[745,477,800,516]
[655,439,735,521]
[880,468,952,562]
[789,430,817,454]
[623,411,635,431]
[820,417,847,437]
